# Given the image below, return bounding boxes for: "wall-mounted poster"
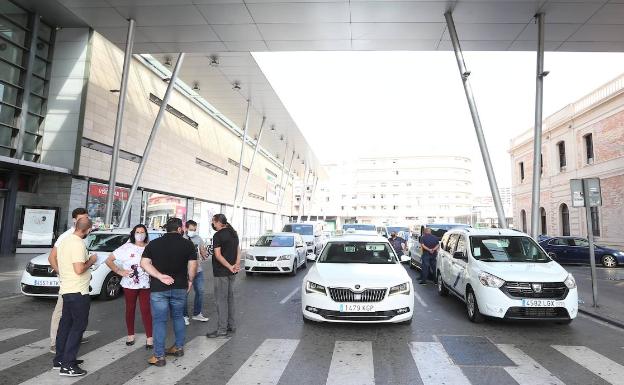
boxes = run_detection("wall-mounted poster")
[19,206,60,247]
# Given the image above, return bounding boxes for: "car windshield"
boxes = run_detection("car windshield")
[343,224,376,231]
[85,234,129,252]
[470,236,551,263]
[255,235,294,247]
[387,226,409,235]
[318,241,397,264]
[282,224,313,235]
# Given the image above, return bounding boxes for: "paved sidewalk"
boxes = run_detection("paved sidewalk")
[568,265,624,328]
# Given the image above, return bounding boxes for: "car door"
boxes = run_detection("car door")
[295,235,306,261]
[546,238,570,262]
[442,233,459,285]
[450,234,468,297]
[571,238,590,264]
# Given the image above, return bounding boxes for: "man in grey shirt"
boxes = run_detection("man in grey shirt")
[183,220,209,324]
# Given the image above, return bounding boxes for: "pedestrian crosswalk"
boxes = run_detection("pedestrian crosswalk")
[0,327,622,385]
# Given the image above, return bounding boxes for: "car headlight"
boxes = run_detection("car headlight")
[277,255,292,261]
[478,272,505,288]
[564,273,577,289]
[26,262,34,274]
[389,282,410,295]
[246,254,254,260]
[305,281,326,295]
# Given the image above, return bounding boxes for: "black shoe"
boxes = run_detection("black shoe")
[145,344,153,350]
[126,340,135,346]
[59,365,87,377]
[206,331,228,338]
[227,326,236,334]
[53,359,84,370]
[418,281,427,285]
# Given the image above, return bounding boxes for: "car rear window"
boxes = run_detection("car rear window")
[282,224,313,235]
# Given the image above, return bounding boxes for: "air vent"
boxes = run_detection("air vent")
[196,158,227,175]
[149,93,198,128]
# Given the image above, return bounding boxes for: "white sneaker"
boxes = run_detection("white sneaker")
[192,313,209,322]
[183,316,190,326]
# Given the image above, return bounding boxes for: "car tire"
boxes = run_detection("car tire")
[556,319,573,325]
[437,272,449,297]
[302,314,312,324]
[547,252,557,261]
[466,289,485,323]
[601,255,617,268]
[401,317,413,325]
[99,272,122,300]
[290,259,297,276]
[302,257,308,269]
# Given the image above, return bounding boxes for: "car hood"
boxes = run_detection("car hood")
[249,247,293,256]
[306,263,411,288]
[475,260,569,282]
[29,253,52,265]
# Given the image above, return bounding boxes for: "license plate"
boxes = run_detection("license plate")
[257,262,276,268]
[521,299,565,307]
[34,280,58,287]
[339,304,375,312]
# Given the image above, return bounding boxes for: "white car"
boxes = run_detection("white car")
[435,228,578,324]
[244,232,308,276]
[21,228,164,300]
[301,233,414,324]
[282,223,320,259]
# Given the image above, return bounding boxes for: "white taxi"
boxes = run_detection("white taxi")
[436,228,578,324]
[301,233,414,324]
[20,228,164,300]
[244,232,308,276]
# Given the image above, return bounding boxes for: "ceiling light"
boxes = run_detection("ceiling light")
[164,56,172,67]
[280,135,284,141]
[192,82,200,91]
[270,125,275,131]
[209,55,219,67]
[232,81,241,90]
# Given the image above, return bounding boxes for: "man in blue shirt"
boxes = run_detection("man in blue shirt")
[419,228,440,285]
[388,232,407,258]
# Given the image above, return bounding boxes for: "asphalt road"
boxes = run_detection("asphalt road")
[1,259,624,385]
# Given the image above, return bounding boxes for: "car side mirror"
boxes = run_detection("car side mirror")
[453,251,467,260]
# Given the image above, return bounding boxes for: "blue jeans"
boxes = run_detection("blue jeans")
[183,270,205,317]
[150,289,186,358]
[54,293,90,367]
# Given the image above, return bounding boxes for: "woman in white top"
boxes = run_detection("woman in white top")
[105,225,153,348]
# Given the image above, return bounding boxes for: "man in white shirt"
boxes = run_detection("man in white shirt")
[48,208,94,353]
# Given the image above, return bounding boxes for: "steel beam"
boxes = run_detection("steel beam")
[297,162,309,223]
[231,100,251,227]
[445,11,507,228]
[277,150,296,222]
[118,53,185,227]
[237,116,266,210]
[105,18,135,226]
[531,13,547,239]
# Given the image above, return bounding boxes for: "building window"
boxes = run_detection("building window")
[584,133,594,164]
[540,207,547,235]
[557,141,566,170]
[590,207,600,236]
[87,182,129,228]
[560,203,570,236]
[519,162,525,181]
[520,209,527,233]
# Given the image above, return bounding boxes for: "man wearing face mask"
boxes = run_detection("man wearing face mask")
[141,217,197,367]
[183,220,208,325]
[53,217,96,376]
[388,231,407,259]
[48,208,94,354]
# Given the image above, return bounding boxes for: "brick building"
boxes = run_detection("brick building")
[509,74,624,249]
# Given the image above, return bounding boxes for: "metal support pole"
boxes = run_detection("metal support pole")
[445,11,507,228]
[15,13,39,160]
[237,116,266,210]
[583,179,599,307]
[277,150,296,221]
[118,53,185,227]
[105,18,135,226]
[297,163,309,222]
[231,100,251,227]
[275,142,288,207]
[531,13,547,239]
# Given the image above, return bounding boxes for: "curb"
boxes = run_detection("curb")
[578,308,624,330]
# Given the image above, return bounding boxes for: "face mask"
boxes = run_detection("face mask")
[211,223,217,231]
[135,233,146,242]
[187,230,196,237]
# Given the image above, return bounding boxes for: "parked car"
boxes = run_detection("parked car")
[436,228,578,324]
[539,236,624,268]
[301,233,414,324]
[21,228,164,299]
[244,232,308,276]
[409,223,471,270]
[282,223,320,258]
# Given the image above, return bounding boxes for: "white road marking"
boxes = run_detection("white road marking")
[0,294,24,301]
[0,328,35,342]
[326,341,375,385]
[0,331,97,372]
[413,289,428,307]
[553,345,624,385]
[20,333,137,385]
[280,287,300,304]
[125,336,228,385]
[497,344,565,385]
[0,270,25,276]
[409,342,471,385]
[227,339,299,385]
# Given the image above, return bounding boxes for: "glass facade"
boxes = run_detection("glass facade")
[143,192,188,229]
[87,182,129,229]
[0,3,54,160]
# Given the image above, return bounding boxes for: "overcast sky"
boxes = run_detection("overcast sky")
[254,51,624,195]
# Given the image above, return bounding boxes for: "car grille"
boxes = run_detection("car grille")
[30,264,57,277]
[22,284,59,295]
[254,256,277,262]
[251,267,280,272]
[310,308,407,321]
[501,282,568,300]
[505,307,570,320]
[328,288,386,302]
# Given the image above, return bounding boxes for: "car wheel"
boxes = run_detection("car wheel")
[466,289,484,323]
[100,272,122,300]
[547,252,557,260]
[290,259,297,276]
[302,256,308,269]
[556,319,573,325]
[437,272,448,297]
[601,255,617,268]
